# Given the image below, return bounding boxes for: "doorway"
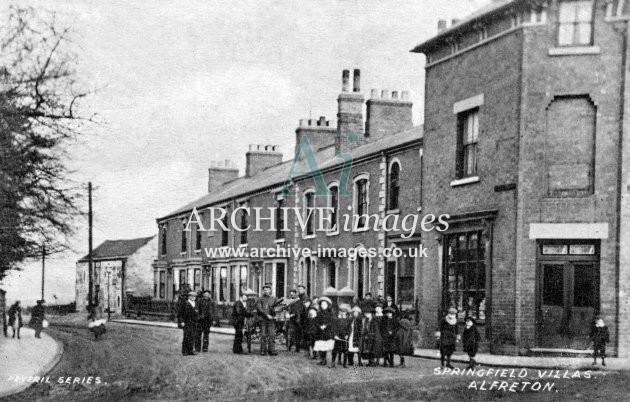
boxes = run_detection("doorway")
[537,242,599,349]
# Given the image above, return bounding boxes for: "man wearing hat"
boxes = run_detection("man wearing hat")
[256,284,283,356]
[180,291,199,356]
[30,299,46,339]
[196,290,214,353]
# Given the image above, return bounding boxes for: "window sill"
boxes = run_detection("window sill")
[194,249,201,254]
[274,238,286,244]
[548,46,600,56]
[180,252,186,256]
[302,234,317,240]
[238,244,248,248]
[326,229,340,237]
[353,226,370,233]
[450,176,480,187]
[386,209,400,215]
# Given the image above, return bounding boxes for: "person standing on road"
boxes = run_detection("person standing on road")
[437,307,459,369]
[256,284,283,356]
[30,299,47,339]
[313,297,334,366]
[87,302,107,340]
[286,289,301,352]
[196,290,213,353]
[8,301,22,339]
[231,293,250,354]
[180,291,199,356]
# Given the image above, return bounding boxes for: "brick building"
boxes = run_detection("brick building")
[412,0,630,356]
[76,236,156,316]
[154,70,426,325]
[155,0,630,355]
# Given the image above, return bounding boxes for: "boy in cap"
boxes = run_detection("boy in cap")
[436,307,459,368]
[590,316,610,366]
[381,306,398,367]
[462,316,480,369]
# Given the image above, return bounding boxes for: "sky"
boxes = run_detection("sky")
[1,0,482,305]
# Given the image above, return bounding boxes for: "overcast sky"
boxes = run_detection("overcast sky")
[1,0,481,305]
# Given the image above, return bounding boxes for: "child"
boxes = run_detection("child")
[590,317,610,366]
[462,317,480,369]
[360,308,382,367]
[347,306,363,366]
[396,318,414,368]
[381,307,398,367]
[437,307,459,369]
[332,304,351,368]
[313,297,335,366]
[306,307,318,359]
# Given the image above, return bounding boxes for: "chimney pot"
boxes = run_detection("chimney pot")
[392,91,399,99]
[353,69,360,92]
[371,89,379,99]
[452,18,460,26]
[381,90,390,99]
[401,90,410,100]
[319,116,326,126]
[342,69,350,92]
[299,118,307,127]
[438,19,447,33]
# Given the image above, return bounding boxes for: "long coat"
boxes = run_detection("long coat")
[7,304,22,328]
[360,317,382,356]
[197,298,214,325]
[396,319,414,356]
[333,316,351,353]
[439,318,458,347]
[462,325,480,356]
[180,301,199,328]
[348,317,363,351]
[30,305,46,329]
[231,300,248,327]
[380,316,399,353]
[590,326,610,349]
[314,308,334,341]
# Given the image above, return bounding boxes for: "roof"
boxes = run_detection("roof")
[411,0,515,54]
[78,236,155,262]
[158,125,423,221]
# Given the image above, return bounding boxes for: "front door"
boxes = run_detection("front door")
[385,261,396,300]
[537,242,599,349]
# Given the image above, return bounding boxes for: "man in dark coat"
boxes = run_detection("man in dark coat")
[30,299,46,339]
[360,307,382,367]
[180,291,199,356]
[256,284,283,356]
[462,317,480,369]
[231,293,250,354]
[287,289,302,352]
[438,307,459,368]
[7,301,22,339]
[381,307,399,367]
[196,290,214,353]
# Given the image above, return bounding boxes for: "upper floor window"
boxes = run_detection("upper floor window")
[161,226,167,255]
[239,203,248,245]
[456,108,479,179]
[276,198,285,240]
[558,0,593,46]
[221,208,229,247]
[328,260,336,289]
[195,221,202,251]
[328,184,339,232]
[354,176,369,229]
[181,223,187,253]
[304,190,315,236]
[388,162,400,210]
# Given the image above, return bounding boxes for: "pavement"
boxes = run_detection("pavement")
[0,327,64,399]
[113,318,630,370]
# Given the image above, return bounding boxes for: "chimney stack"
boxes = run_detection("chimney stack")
[438,19,447,33]
[208,160,239,193]
[452,18,460,26]
[365,88,413,141]
[295,116,336,157]
[245,144,283,177]
[337,68,365,154]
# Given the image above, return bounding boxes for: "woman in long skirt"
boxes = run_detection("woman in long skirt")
[313,297,335,366]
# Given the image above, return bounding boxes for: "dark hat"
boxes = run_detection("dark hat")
[375,303,384,309]
[383,306,395,314]
[201,290,211,295]
[262,283,272,290]
[188,291,197,296]
[37,299,46,304]
[465,316,476,324]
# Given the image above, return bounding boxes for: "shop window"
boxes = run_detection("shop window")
[443,231,486,321]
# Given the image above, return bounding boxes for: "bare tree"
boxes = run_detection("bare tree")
[0,6,95,279]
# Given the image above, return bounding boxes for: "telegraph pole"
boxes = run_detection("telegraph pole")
[41,244,46,300]
[88,182,93,308]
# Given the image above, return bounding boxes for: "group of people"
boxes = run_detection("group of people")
[177,289,215,355]
[277,286,415,368]
[3,299,47,339]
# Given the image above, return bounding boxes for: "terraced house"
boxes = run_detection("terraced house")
[155,0,630,355]
[153,69,425,324]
